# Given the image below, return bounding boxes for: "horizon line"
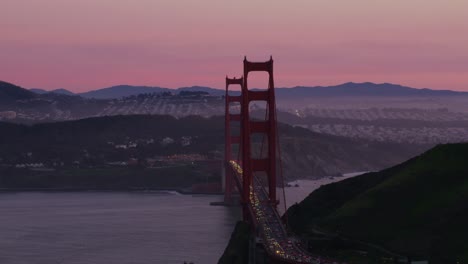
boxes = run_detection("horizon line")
[8,81,465,93]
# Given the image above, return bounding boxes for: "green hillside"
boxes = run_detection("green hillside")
[287,143,468,263]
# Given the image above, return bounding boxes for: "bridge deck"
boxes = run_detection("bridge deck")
[229,161,337,264]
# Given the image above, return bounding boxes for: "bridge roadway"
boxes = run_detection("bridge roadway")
[229,161,338,264]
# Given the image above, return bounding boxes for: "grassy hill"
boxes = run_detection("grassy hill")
[287,143,468,263]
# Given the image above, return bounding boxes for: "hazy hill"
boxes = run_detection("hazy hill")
[3,81,468,145]
[287,143,468,262]
[77,82,468,99]
[79,85,225,99]
[275,82,468,98]
[24,82,468,100]
[50,88,75,95]
[30,88,75,95]
[29,88,48,94]
[78,85,171,99]
[0,115,427,179]
[1,84,225,122]
[0,81,37,104]
[178,86,226,96]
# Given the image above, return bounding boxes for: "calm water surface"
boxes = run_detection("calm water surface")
[0,192,240,264]
[0,173,364,264]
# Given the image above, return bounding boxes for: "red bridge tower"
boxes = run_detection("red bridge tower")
[241,56,278,215]
[224,76,243,204]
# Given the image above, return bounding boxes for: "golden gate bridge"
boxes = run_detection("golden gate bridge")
[223,57,340,264]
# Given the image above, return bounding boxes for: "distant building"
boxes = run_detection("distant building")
[181,136,192,146]
[127,158,138,166]
[15,163,44,168]
[161,137,175,146]
[106,161,127,166]
[0,111,16,120]
[166,154,207,161]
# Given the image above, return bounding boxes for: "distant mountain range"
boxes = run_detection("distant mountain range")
[30,88,75,96]
[275,82,468,98]
[79,85,170,99]
[1,81,228,122]
[29,85,225,99]
[2,80,468,125]
[26,82,468,99]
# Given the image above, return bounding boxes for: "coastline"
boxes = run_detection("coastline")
[0,172,369,196]
[0,187,223,195]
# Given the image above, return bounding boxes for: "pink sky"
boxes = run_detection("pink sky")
[1,0,467,92]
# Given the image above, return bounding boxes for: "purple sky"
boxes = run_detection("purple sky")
[1,0,467,92]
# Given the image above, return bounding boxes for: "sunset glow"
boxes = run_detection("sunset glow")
[1,0,467,91]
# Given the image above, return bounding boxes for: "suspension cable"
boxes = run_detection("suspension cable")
[274,95,288,229]
[259,103,269,188]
